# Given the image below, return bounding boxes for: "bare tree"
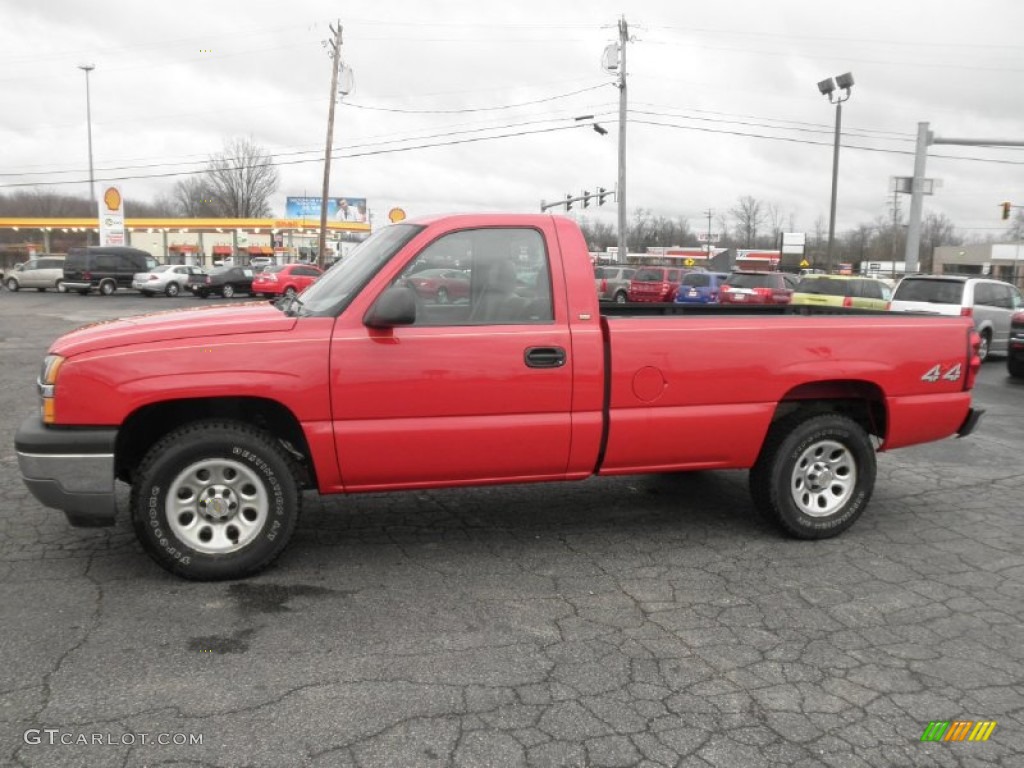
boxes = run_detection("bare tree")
[0,189,92,217]
[729,196,766,248]
[765,203,785,249]
[203,137,279,218]
[171,176,219,217]
[578,218,616,252]
[919,212,961,273]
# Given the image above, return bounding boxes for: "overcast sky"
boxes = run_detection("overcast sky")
[3,0,1022,242]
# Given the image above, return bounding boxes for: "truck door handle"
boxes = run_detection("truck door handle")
[524,346,566,368]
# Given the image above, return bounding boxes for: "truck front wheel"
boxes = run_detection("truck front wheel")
[130,421,301,580]
[749,413,875,539]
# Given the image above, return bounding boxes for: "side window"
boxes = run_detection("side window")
[392,228,552,326]
[993,284,1013,309]
[95,254,119,271]
[973,283,994,307]
[145,256,159,271]
[24,260,40,271]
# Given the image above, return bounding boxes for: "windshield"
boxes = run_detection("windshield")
[727,273,778,289]
[796,277,848,296]
[633,269,666,282]
[893,278,965,304]
[682,273,710,287]
[294,224,423,316]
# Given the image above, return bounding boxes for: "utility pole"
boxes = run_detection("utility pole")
[705,208,714,259]
[904,123,1024,273]
[616,16,628,263]
[890,189,900,279]
[318,21,343,271]
[78,64,96,245]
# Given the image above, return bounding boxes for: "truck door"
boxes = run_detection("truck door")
[329,224,574,490]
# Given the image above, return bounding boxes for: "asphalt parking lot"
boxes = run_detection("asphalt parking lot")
[1,289,1022,767]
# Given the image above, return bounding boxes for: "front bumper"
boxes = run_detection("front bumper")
[15,416,118,526]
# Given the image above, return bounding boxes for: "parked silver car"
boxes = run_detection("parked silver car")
[594,266,636,303]
[889,275,1023,361]
[5,255,66,292]
[132,264,206,297]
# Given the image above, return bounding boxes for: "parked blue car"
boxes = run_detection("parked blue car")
[674,271,730,304]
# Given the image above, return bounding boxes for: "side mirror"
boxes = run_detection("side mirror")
[365,285,417,328]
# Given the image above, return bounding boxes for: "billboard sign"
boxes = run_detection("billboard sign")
[98,185,125,246]
[285,196,368,222]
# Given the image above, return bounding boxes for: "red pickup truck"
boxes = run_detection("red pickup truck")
[16,214,984,580]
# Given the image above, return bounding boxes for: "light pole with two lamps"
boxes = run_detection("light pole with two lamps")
[817,71,854,273]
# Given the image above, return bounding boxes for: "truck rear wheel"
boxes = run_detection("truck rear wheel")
[130,421,301,580]
[749,412,875,539]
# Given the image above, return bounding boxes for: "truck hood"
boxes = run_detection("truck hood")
[53,303,298,357]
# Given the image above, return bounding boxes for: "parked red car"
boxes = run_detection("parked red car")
[406,268,471,304]
[251,264,323,298]
[719,271,798,305]
[628,267,684,302]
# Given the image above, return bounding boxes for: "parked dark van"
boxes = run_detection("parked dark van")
[63,247,159,295]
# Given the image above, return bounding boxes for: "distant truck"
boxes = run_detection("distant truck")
[16,214,984,580]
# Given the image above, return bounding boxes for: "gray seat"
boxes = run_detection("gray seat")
[471,260,529,323]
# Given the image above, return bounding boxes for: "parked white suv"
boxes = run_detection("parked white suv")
[5,255,67,292]
[889,275,1023,361]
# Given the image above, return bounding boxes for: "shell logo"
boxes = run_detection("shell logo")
[103,187,122,212]
[388,207,406,223]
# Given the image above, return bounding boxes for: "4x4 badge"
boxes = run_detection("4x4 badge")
[921,363,961,383]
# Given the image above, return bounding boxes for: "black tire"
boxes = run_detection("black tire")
[977,330,991,363]
[166,282,180,297]
[1009,355,1024,379]
[130,421,301,580]
[99,279,117,296]
[222,284,235,298]
[614,291,627,304]
[5,278,18,292]
[77,289,90,295]
[196,289,209,299]
[749,412,876,539]
[141,291,154,298]
[436,286,449,304]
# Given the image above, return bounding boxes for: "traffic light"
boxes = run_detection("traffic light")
[582,190,590,208]
[598,187,610,206]
[565,193,573,212]
[1002,201,1012,220]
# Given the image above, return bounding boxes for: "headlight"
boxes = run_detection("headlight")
[38,354,65,423]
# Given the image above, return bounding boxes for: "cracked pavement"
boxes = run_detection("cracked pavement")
[2,292,1023,767]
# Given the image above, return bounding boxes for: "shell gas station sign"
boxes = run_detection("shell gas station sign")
[99,185,125,246]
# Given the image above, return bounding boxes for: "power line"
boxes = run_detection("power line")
[0,110,618,180]
[344,83,611,114]
[0,123,594,189]
[629,118,1024,165]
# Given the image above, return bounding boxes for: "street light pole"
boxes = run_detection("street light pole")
[78,64,96,243]
[817,72,853,273]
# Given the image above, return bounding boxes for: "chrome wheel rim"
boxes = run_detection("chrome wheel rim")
[790,439,856,517]
[167,458,268,554]
[223,285,234,297]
